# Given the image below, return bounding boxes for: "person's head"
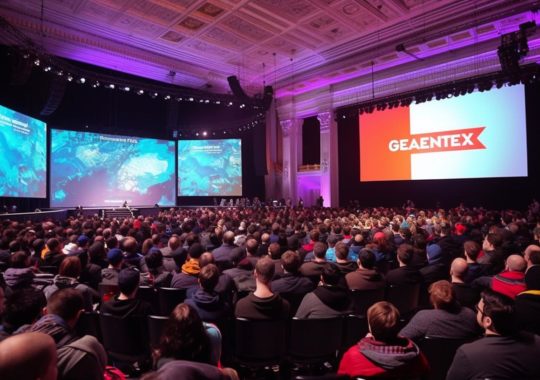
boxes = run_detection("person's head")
[358,248,376,269]
[476,288,516,336]
[313,241,327,260]
[268,242,281,260]
[505,254,526,273]
[58,256,82,279]
[254,257,275,285]
[464,240,480,261]
[334,242,349,261]
[429,280,459,311]
[396,244,414,266]
[450,257,468,281]
[188,243,204,260]
[122,236,139,255]
[45,288,84,327]
[198,264,220,292]
[280,250,301,274]
[118,267,140,297]
[88,242,106,264]
[523,244,540,265]
[245,238,258,256]
[199,252,215,268]
[483,232,503,251]
[367,301,400,342]
[0,332,57,380]
[168,236,181,251]
[3,288,46,332]
[321,264,341,286]
[145,247,164,271]
[223,231,235,245]
[107,248,124,267]
[158,303,210,363]
[45,238,61,254]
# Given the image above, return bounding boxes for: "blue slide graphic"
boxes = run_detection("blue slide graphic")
[0,105,47,198]
[178,139,242,196]
[51,130,175,207]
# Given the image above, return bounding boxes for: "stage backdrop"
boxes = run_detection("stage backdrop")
[0,104,47,198]
[360,84,527,181]
[178,139,242,196]
[50,129,175,207]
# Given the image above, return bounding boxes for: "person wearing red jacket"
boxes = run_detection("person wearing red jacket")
[338,301,429,379]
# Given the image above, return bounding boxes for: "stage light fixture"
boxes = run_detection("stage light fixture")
[189,97,194,102]
[67,75,74,82]
[43,66,51,72]
[215,101,221,105]
[80,77,86,84]
[205,99,210,103]
[164,95,171,100]
[202,131,207,136]
[56,70,64,76]
[34,59,40,66]
[108,84,115,89]
[195,132,199,136]
[137,90,144,95]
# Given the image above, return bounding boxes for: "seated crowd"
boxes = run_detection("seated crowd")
[0,204,540,379]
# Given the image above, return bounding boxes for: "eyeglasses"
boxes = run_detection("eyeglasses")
[475,304,486,317]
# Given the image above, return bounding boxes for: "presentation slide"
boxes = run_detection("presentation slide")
[51,130,175,207]
[178,139,242,196]
[0,105,47,198]
[359,84,527,181]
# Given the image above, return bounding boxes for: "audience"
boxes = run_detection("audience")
[345,248,385,290]
[100,267,152,317]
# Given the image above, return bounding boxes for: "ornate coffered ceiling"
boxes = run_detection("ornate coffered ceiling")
[0,0,539,110]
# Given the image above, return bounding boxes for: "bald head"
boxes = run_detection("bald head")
[199,252,215,268]
[450,257,468,281]
[223,231,235,245]
[506,254,526,272]
[0,332,57,380]
[524,244,540,263]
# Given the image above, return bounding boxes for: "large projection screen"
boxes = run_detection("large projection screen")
[359,84,528,181]
[178,139,242,196]
[51,130,175,207]
[0,105,47,198]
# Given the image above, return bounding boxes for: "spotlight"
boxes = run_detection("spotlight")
[189,97,194,102]
[205,99,210,103]
[195,132,199,136]
[215,101,221,105]
[108,84,115,89]
[202,131,207,136]
[240,104,245,108]
[67,75,73,82]
[137,90,144,95]
[43,66,52,72]
[228,102,233,106]
[79,77,86,84]
[199,99,204,103]
[34,59,40,66]
[124,86,130,91]
[164,95,171,100]
[56,70,64,76]
[176,97,182,101]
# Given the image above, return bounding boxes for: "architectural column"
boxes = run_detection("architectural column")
[280,118,299,203]
[264,99,279,201]
[317,111,339,207]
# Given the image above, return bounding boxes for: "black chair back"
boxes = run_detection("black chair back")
[99,313,150,362]
[341,314,368,352]
[39,265,58,275]
[75,312,101,341]
[350,288,385,315]
[235,318,286,366]
[158,287,187,316]
[385,283,420,316]
[288,317,343,364]
[137,286,158,313]
[418,336,474,380]
[148,315,169,348]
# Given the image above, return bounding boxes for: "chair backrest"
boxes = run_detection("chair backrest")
[99,313,150,362]
[385,283,420,316]
[98,283,119,302]
[158,287,187,316]
[39,265,58,275]
[235,318,286,365]
[137,286,158,313]
[341,314,369,352]
[148,315,169,348]
[289,317,343,362]
[350,288,385,315]
[75,312,101,341]
[418,336,475,380]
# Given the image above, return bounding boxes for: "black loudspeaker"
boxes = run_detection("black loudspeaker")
[40,75,67,116]
[227,75,249,100]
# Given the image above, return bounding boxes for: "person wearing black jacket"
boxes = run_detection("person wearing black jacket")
[100,267,152,317]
